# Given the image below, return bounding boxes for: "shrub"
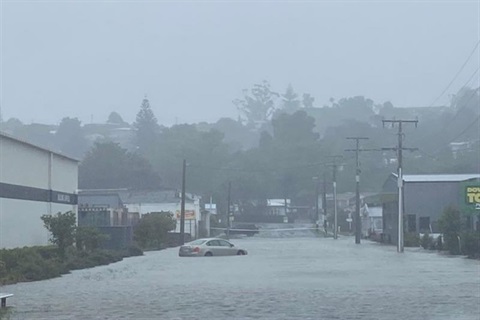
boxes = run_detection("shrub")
[436,235,443,251]
[34,246,59,260]
[134,212,176,249]
[421,233,433,250]
[41,211,76,258]
[0,245,133,285]
[404,232,420,247]
[76,227,109,252]
[125,245,143,257]
[461,231,480,258]
[438,206,462,255]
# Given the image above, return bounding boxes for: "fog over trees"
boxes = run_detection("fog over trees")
[1,82,477,214]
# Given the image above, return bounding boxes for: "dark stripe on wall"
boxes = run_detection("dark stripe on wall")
[0,182,77,204]
[51,190,78,205]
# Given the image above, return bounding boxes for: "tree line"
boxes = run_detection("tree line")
[78,83,479,217]
[1,82,478,215]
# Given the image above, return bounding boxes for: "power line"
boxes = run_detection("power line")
[450,86,479,117]
[189,156,356,174]
[427,114,480,156]
[461,65,480,89]
[416,149,440,161]
[420,86,479,156]
[447,115,480,144]
[428,40,480,107]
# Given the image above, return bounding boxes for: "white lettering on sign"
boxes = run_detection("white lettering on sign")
[57,194,71,202]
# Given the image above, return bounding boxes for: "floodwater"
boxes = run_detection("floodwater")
[1,235,479,319]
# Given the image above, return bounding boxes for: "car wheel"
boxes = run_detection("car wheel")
[237,250,245,255]
[205,252,213,257]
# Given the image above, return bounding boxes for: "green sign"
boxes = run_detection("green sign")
[461,180,480,214]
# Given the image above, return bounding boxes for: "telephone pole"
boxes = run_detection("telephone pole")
[322,171,328,232]
[345,137,369,244]
[328,155,343,240]
[315,178,319,223]
[226,181,232,239]
[180,159,187,245]
[382,119,418,253]
[313,176,320,224]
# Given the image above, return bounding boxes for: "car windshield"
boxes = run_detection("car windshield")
[1,2,479,320]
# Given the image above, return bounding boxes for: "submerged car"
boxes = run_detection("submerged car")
[178,238,248,257]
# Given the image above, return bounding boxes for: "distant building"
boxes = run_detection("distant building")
[0,131,78,248]
[449,141,478,159]
[78,190,138,250]
[317,192,381,233]
[118,189,203,238]
[202,202,217,237]
[232,199,292,223]
[204,203,217,215]
[361,204,383,238]
[266,199,290,217]
[318,192,357,212]
[79,191,130,226]
[83,123,135,151]
[381,173,480,245]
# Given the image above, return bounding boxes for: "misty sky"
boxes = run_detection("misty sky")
[1,1,479,126]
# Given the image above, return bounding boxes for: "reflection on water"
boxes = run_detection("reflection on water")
[1,236,479,319]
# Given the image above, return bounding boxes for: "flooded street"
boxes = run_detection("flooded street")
[1,236,479,319]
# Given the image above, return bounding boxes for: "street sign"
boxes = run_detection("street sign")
[461,182,480,214]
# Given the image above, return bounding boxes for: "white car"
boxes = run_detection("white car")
[178,238,248,257]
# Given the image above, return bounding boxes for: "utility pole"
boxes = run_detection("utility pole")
[313,176,320,226]
[322,171,328,234]
[382,119,418,253]
[346,137,369,245]
[226,181,231,239]
[328,155,343,240]
[180,159,187,245]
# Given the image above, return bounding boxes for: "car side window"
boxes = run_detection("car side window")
[219,240,232,247]
[207,240,219,246]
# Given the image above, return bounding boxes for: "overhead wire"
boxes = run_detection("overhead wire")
[188,155,357,174]
[419,46,480,157]
[438,85,480,132]
[424,114,480,156]
[416,149,439,161]
[446,114,480,145]
[428,39,480,108]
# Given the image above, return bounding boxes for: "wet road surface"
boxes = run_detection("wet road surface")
[1,236,479,319]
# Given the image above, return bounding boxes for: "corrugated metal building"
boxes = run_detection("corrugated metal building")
[382,173,480,244]
[0,132,78,248]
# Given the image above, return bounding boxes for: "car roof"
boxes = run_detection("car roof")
[195,238,229,241]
